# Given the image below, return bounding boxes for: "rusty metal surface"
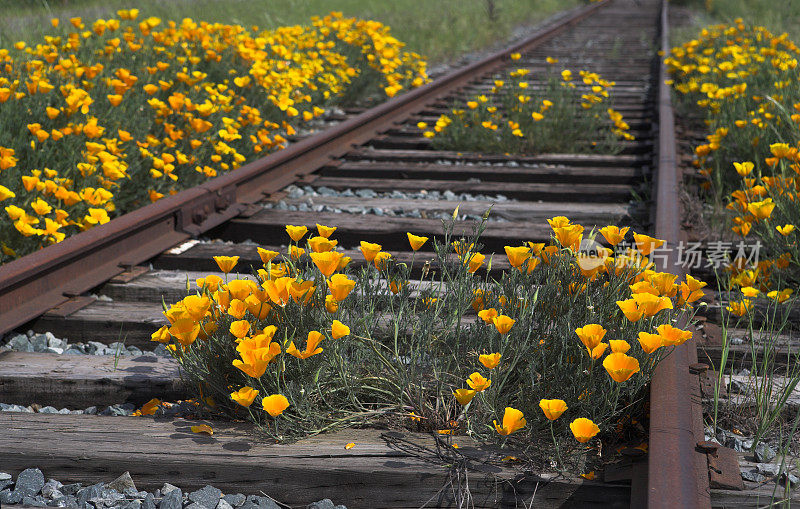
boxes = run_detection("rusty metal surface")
[0,0,609,336]
[703,443,745,491]
[646,0,711,507]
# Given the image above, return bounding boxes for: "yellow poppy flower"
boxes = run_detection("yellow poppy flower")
[637,332,663,354]
[331,320,350,339]
[374,251,392,270]
[230,387,259,407]
[316,223,337,238]
[656,324,692,346]
[608,340,630,354]
[285,224,308,242]
[360,241,382,262]
[599,225,629,246]
[733,161,754,176]
[479,352,501,369]
[229,320,251,339]
[262,394,290,417]
[308,236,338,253]
[633,233,664,255]
[454,388,476,406]
[539,399,568,420]
[767,289,793,303]
[466,372,492,392]
[310,251,343,277]
[325,294,339,313]
[478,308,498,324]
[492,315,515,335]
[570,417,600,443]
[602,353,640,382]
[407,232,428,251]
[504,245,531,267]
[257,248,279,264]
[575,324,606,350]
[494,407,526,436]
[213,256,239,274]
[328,273,356,301]
[286,331,324,359]
[589,342,608,359]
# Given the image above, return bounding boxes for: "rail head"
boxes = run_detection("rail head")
[647,0,711,507]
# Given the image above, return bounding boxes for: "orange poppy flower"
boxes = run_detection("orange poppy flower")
[602,353,640,382]
[539,399,568,420]
[570,417,600,443]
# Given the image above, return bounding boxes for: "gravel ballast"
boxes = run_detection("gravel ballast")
[1,330,170,357]
[0,469,346,509]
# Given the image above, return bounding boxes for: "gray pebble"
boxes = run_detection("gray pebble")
[42,479,63,499]
[7,334,33,351]
[307,500,346,509]
[64,348,86,355]
[49,494,78,508]
[741,468,765,483]
[83,406,98,415]
[188,485,222,509]
[0,488,23,504]
[754,442,776,463]
[100,403,136,417]
[126,346,143,356]
[245,495,280,509]
[108,342,127,353]
[61,484,82,496]
[119,500,142,509]
[0,477,11,491]
[758,463,781,476]
[16,467,45,496]
[160,483,180,495]
[22,495,48,507]
[47,333,65,349]
[90,487,124,505]
[30,333,49,352]
[76,483,104,507]
[45,347,65,354]
[222,494,246,507]
[142,493,157,509]
[158,488,182,509]
[39,406,60,414]
[216,500,234,509]
[355,189,377,198]
[107,472,137,494]
[0,473,10,481]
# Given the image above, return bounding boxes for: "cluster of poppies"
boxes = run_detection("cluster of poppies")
[0,10,427,263]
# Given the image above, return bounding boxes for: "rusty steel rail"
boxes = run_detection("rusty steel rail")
[0,0,609,335]
[647,0,711,507]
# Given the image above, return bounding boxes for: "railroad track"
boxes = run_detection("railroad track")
[0,0,784,507]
